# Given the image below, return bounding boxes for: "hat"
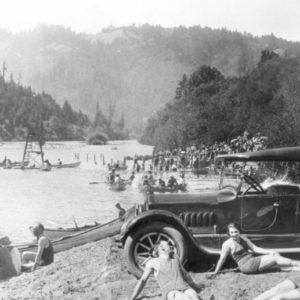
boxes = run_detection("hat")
[0,236,11,246]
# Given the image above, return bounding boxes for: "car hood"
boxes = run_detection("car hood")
[148,187,237,205]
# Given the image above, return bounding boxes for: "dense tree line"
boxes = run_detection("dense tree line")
[140,51,300,149]
[0,76,128,141]
[2,24,300,134]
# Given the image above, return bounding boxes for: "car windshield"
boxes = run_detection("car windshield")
[219,161,300,193]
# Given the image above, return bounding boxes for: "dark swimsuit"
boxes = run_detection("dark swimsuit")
[156,258,190,300]
[231,237,261,274]
[40,237,54,266]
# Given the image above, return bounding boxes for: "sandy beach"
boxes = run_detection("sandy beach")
[0,237,297,300]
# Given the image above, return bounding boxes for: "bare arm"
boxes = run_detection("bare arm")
[32,237,47,270]
[214,241,230,274]
[179,261,201,292]
[242,236,274,255]
[129,261,153,300]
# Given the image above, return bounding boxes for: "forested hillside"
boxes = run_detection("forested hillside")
[0,76,128,141]
[0,24,300,134]
[140,51,300,149]
[0,75,89,141]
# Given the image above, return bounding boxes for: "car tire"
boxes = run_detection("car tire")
[124,221,188,278]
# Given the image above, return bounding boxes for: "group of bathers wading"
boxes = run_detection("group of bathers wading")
[129,222,300,300]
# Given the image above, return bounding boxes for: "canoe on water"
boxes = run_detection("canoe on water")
[17,217,124,254]
[52,161,81,168]
[11,165,48,170]
[0,161,24,168]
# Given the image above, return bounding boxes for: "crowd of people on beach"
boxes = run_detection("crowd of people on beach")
[151,131,268,172]
[106,130,268,194]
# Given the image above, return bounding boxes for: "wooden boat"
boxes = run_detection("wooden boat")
[139,184,187,193]
[52,161,81,168]
[150,185,187,193]
[44,222,101,240]
[0,161,24,168]
[17,217,124,254]
[12,165,47,170]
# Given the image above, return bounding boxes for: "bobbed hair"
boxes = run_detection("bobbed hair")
[30,223,45,237]
[227,222,242,235]
[151,241,175,258]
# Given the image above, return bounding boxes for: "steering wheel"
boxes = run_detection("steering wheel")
[242,173,265,194]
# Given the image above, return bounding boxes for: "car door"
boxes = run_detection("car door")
[240,193,300,249]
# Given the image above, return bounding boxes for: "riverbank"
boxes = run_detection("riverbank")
[0,238,296,300]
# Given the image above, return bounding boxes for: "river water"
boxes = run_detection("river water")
[0,140,220,243]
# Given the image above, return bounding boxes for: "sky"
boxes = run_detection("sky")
[1,0,300,41]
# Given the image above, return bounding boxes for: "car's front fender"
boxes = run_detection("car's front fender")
[118,209,219,256]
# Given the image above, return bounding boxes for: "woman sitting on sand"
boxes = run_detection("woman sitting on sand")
[254,275,300,300]
[213,222,300,275]
[22,223,54,271]
[129,240,200,300]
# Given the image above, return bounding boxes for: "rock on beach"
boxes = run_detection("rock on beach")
[0,238,296,300]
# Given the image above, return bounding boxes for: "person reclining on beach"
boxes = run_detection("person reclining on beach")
[129,240,200,300]
[253,275,300,300]
[212,222,300,276]
[22,223,54,271]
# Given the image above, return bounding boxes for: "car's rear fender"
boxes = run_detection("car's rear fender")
[119,209,219,256]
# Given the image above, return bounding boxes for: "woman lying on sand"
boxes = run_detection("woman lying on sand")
[129,240,200,300]
[254,275,300,300]
[213,223,300,275]
[22,223,54,271]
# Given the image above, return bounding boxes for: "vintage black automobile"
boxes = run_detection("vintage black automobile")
[119,147,300,277]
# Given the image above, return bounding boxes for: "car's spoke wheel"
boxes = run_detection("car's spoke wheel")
[134,232,176,266]
[124,222,187,278]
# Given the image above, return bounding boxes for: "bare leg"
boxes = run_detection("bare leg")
[184,288,199,300]
[253,280,296,300]
[259,255,300,272]
[269,289,300,300]
[167,290,196,300]
[22,251,36,264]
